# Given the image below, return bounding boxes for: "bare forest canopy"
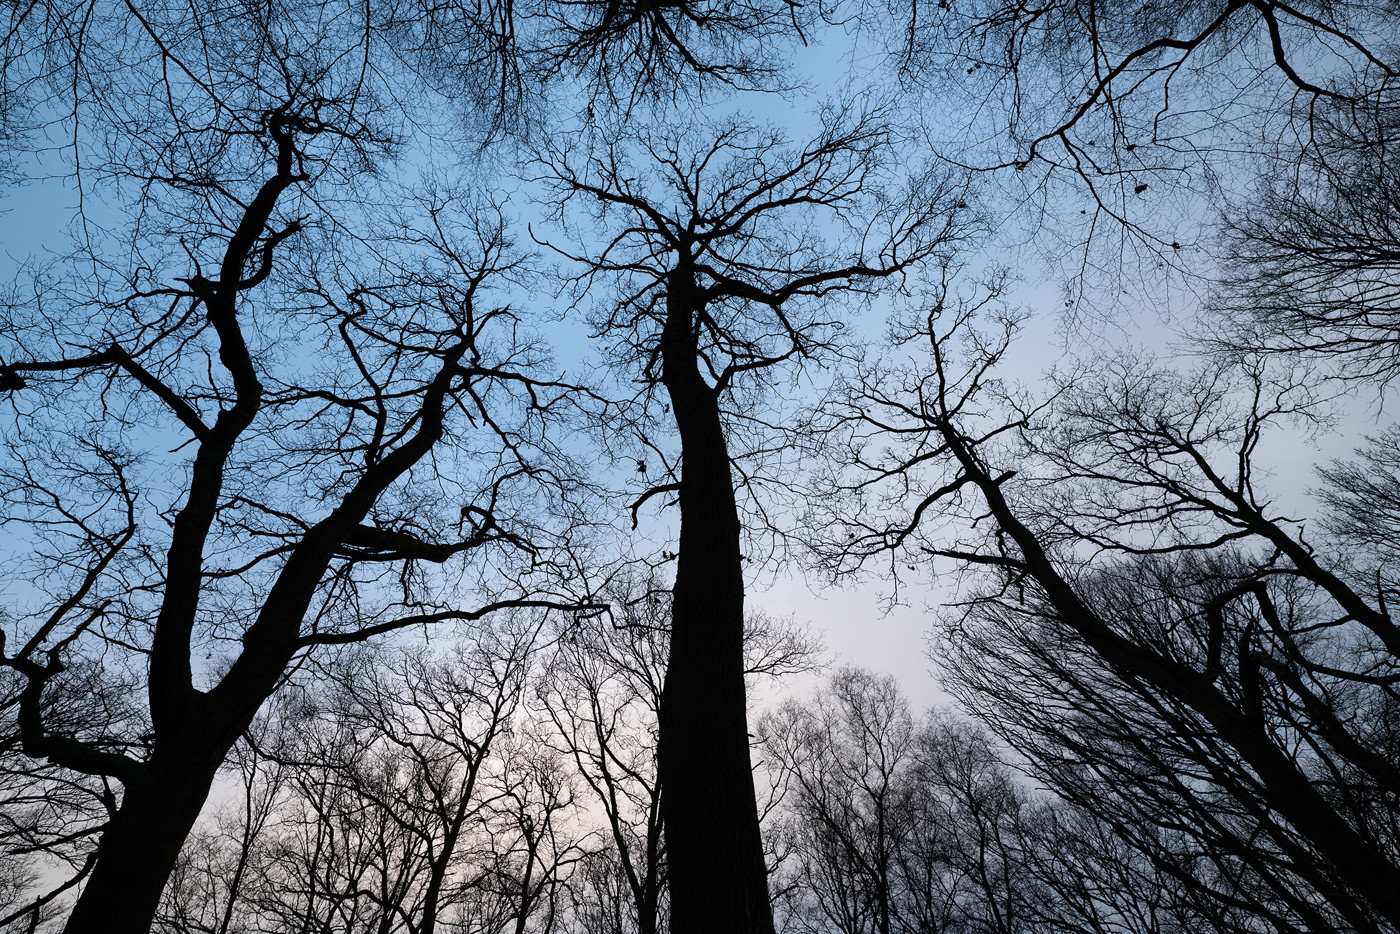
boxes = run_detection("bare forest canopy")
[1,1,1399,932]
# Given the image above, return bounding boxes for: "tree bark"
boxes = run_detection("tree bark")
[62,749,223,934]
[656,262,775,934]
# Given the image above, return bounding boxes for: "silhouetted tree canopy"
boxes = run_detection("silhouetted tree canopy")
[4,1,1400,932]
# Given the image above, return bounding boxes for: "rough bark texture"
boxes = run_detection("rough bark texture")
[656,263,775,934]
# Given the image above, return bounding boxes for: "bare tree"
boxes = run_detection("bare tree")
[537,101,966,932]
[761,660,1321,934]
[948,549,1400,934]
[537,580,669,934]
[0,15,591,922]
[761,668,1049,934]
[154,732,287,934]
[148,617,581,934]
[0,660,121,930]
[475,729,585,934]
[762,668,917,934]
[858,0,1399,309]
[818,297,1400,930]
[525,0,824,108]
[1209,79,1400,383]
[568,848,658,934]
[537,572,822,934]
[251,623,547,934]
[893,0,1397,157]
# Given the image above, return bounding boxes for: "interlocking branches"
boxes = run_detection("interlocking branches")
[1211,79,1400,383]
[529,0,823,111]
[0,32,590,931]
[540,99,971,414]
[814,297,1400,928]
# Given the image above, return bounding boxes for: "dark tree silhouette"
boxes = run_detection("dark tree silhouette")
[538,581,670,934]
[0,13,591,922]
[761,668,920,934]
[0,2,887,929]
[538,103,968,933]
[893,0,1396,161]
[881,0,1400,303]
[1210,79,1400,383]
[246,624,549,934]
[760,665,1266,934]
[819,299,1400,931]
[154,723,286,934]
[943,551,1400,934]
[147,619,588,934]
[537,574,822,934]
[761,669,1042,934]
[528,0,823,107]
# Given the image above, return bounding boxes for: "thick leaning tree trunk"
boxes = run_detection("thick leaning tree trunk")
[52,335,473,933]
[656,265,776,934]
[55,129,308,934]
[62,737,231,933]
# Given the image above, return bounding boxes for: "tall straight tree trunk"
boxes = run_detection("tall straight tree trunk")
[656,263,775,934]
